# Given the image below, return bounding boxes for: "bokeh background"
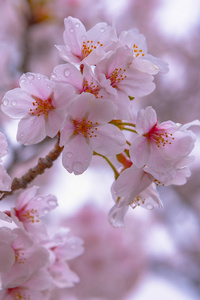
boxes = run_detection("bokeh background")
[0,0,200,299]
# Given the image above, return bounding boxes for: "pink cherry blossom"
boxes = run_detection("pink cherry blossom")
[60,93,126,174]
[119,28,169,75]
[42,228,84,288]
[51,62,107,99]
[1,73,75,145]
[11,186,58,239]
[95,46,155,97]
[109,164,156,227]
[130,106,199,182]
[0,227,49,289]
[56,16,117,65]
[0,131,11,192]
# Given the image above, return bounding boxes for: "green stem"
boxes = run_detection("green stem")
[93,152,119,180]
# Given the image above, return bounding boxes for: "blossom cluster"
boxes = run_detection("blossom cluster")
[0,186,84,299]
[1,16,199,230]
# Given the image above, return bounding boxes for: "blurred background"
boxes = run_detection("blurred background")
[0,0,200,299]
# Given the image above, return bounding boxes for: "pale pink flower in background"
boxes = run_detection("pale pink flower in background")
[56,16,117,65]
[41,228,84,288]
[119,28,169,75]
[0,227,49,289]
[11,186,58,240]
[1,73,75,145]
[60,93,126,174]
[52,62,107,99]
[59,205,146,300]
[130,106,199,182]
[0,131,11,192]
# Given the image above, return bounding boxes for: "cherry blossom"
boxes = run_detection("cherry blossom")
[130,106,199,182]
[119,28,169,75]
[42,228,84,288]
[0,132,11,192]
[109,182,163,227]
[109,164,157,227]
[1,73,75,145]
[0,227,50,289]
[60,93,126,174]
[10,186,58,240]
[56,16,117,65]
[51,62,107,99]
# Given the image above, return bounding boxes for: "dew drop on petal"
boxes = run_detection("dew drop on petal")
[2,99,9,106]
[20,133,24,137]
[100,27,105,32]
[27,74,34,80]
[64,69,71,77]
[37,76,41,80]
[11,100,17,106]
[72,162,84,174]
[43,208,50,215]
[145,203,154,210]
[48,199,57,207]
[36,197,43,201]
[65,152,73,158]
[69,28,74,33]
[82,35,87,41]
[20,78,26,84]
[75,23,80,28]
[51,74,56,79]
[46,85,51,89]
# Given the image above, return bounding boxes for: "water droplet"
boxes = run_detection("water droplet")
[48,199,57,207]
[20,133,24,137]
[27,74,34,80]
[65,152,73,158]
[100,27,105,32]
[145,203,154,210]
[72,162,84,174]
[46,85,51,89]
[36,197,43,201]
[20,78,26,84]
[69,28,74,33]
[11,100,17,106]
[75,23,80,28]
[51,74,56,79]
[82,35,87,41]
[2,99,9,106]
[64,69,71,77]
[43,208,50,215]
[36,76,41,80]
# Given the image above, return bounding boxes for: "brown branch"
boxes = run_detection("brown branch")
[0,136,63,200]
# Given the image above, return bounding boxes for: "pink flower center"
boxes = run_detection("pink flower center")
[108,68,127,88]
[16,208,40,224]
[133,43,145,58]
[81,40,103,59]
[144,124,175,147]
[73,118,98,138]
[15,250,26,265]
[29,94,54,119]
[82,79,102,98]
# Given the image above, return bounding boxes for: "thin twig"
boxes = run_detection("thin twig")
[0,136,63,200]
